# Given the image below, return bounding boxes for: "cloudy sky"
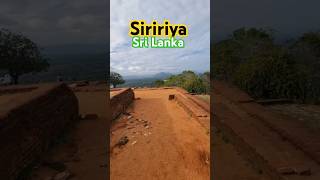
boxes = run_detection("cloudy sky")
[110,0,210,76]
[3,0,319,76]
[0,0,107,53]
[214,0,320,41]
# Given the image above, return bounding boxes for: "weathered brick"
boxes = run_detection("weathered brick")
[0,83,79,180]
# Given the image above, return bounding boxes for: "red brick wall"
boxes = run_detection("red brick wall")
[110,88,134,120]
[0,83,79,179]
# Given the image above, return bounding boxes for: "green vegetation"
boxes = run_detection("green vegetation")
[110,71,125,88]
[213,27,320,103]
[154,70,209,94]
[0,29,49,84]
[154,79,165,87]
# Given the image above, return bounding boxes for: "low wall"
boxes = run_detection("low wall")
[172,92,210,131]
[0,83,79,179]
[110,88,134,120]
[213,111,283,180]
[214,80,320,168]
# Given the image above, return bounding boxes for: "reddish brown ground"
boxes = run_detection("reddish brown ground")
[110,88,210,180]
[111,88,278,180]
[25,83,319,180]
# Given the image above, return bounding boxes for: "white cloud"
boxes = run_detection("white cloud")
[110,0,210,76]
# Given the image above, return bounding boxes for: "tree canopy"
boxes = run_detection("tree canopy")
[213,27,320,103]
[154,70,209,94]
[110,71,125,88]
[0,29,49,84]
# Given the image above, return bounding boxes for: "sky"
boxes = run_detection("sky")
[110,0,210,76]
[214,0,320,41]
[2,0,320,76]
[0,0,107,53]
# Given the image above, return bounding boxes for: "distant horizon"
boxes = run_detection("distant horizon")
[122,69,210,78]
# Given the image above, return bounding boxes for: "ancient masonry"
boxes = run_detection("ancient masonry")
[110,88,134,120]
[213,80,320,180]
[0,83,79,180]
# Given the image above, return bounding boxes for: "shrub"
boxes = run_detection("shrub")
[233,56,309,101]
[212,27,320,103]
[161,71,208,94]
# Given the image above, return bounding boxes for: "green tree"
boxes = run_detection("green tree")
[212,27,318,103]
[154,80,164,87]
[289,31,320,102]
[0,29,49,84]
[110,71,125,88]
[201,71,210,93]
[233,50,308,100]
[163,70,206,94]
[212,28,274,80]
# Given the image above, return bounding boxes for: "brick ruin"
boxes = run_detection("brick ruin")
[0,83,79,179]
[213,80,320,179]
[110,88,134,120]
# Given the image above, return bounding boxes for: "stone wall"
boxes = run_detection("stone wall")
[110,88,134,120]
[0,83,79,179]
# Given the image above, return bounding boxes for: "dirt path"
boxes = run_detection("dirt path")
[110,89,210,180]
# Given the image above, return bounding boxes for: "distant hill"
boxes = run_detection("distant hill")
[120,72,173,87]
[153,72,172,79]
[123,72,173,80]
[119,78,158,88]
